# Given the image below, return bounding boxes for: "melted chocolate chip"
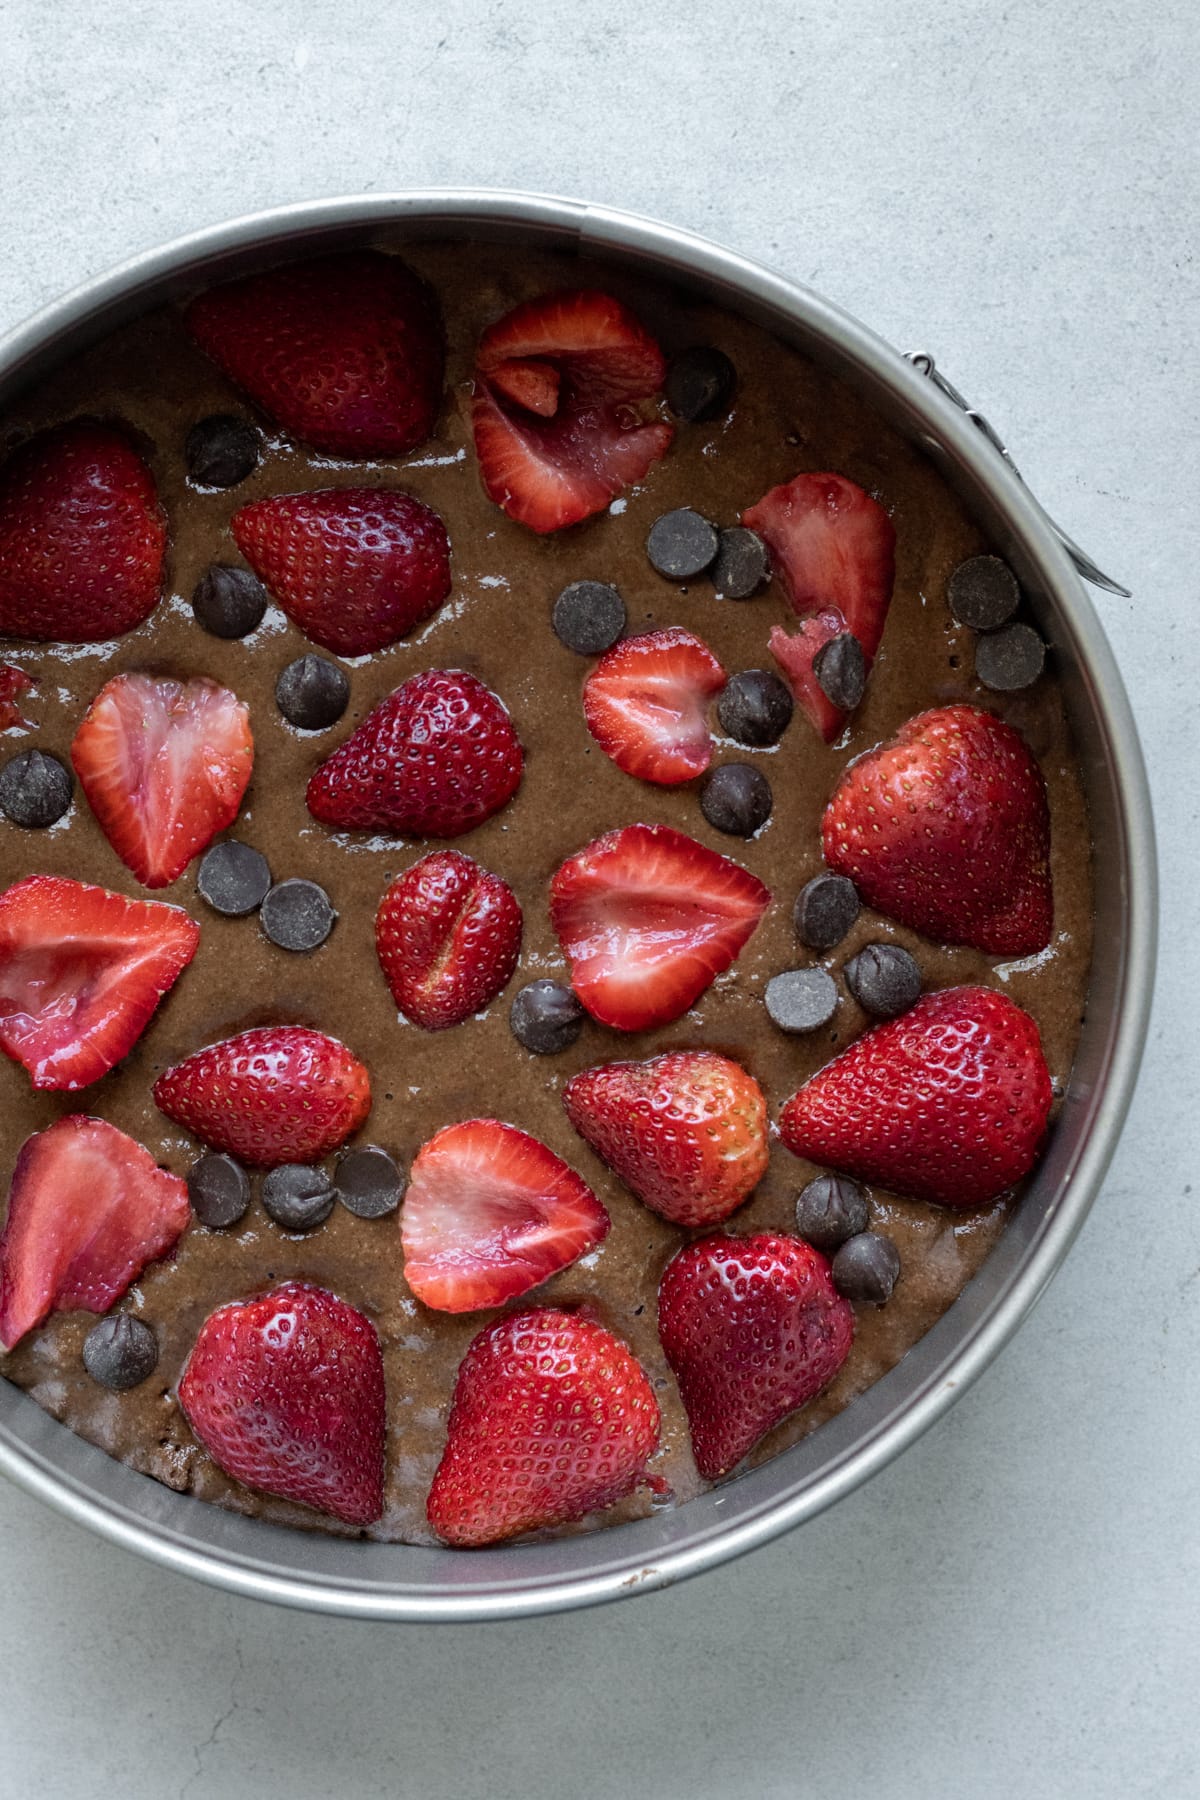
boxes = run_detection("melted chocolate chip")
[262,1165,336,1231]
[812,633,866,710]
[764,967,838,1033]
[794,1174,870,1253]
[260,879,336,952]
[794,873,860,950]
[509,980,585,1055]
[185,414,261,489]
[947,554,1020,631]
[711,528,770,600]
[665,346,736,422]
[275,655,350,730]
[844,943,922,1017]
[646,508,719,580]
[196,840,272,917]
[191,565,268,639]
[717,669,794,746]
[187,1152,251,1228]
[0,749,72,828]
[975,622,1047,691]
[832,1232,901,1304]
[552,581,626,655]
[700,762,772,836]
[335,1146,405,1219]
[82,1315,159,1390]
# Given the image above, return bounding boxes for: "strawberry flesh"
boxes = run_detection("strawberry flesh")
[583,627,726,784]
[375,851,522,1030]
[768,612,845,744]
[0,663,35,729]
[487,357,561,416]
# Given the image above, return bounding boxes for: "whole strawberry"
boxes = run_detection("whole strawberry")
[179,1282,385,1526]
[375,850,521,1030]
[823,703,1052,955]
[427,1307,660,1546]
[658,1233,854,1480]
[153,1025,371,1166]
[563,1050,768,1227]
[779,985,1052,1208]
[306,669,523,837]
[0,423,165,643]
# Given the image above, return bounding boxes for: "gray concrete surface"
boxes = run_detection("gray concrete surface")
[0,1,1195,1795]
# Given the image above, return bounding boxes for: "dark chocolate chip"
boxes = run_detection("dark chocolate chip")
[646,508,719,580]
[717,669,794,746]
[794,1174,870,1253]
[0,749,73,828]
[262,1164,336,1231]
[975,622,1046,692]
[844,943,922,1017]
[191,564,268,639]
[711,528,770,600]
[82,1315,159,1390]
[185,414,261,489]
[947,554,1020,631]
[196,840,272,917]
[832,1232,901,1304]
[275,654,350,730]
[509,979,586,1055]
[665,346,736,422]
[764,967,839,1033]
[187,1152,251,1228]
[260,879,336,952]
[552,581,626,655]
[335,1146,405,1219]
[700,762,772,836]
[794,873,860,950]
[812,633,866,710]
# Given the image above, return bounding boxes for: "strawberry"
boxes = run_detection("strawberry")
[153,1025,371,1166]
[426,1306,659,1545]
[401,1119,609,1312]
[778,985,1053,1208]
[658,1232,854,1479]
[471,288,673,533]
[231,487,452,657]
[0,874,199,1091]
[375,851,521,1031]
[306,669,523,838]
[550,823,770,1031]
[768,611,847,744]
[0,663,34,729]
[582,628,726,784]
[70,673,254,889]
[184,250,443,458]
[0,423,165,644]
[178,1281,385,1526]
[563,1050,768,1227]
[0,1115,190,1350]
[822,703,1052,954]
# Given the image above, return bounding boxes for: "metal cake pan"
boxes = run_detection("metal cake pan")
[0,191,1157,1621]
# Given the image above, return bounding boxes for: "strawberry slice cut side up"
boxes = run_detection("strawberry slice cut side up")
[401,1119,610,1313]
[0,663,35,729]
[582,627,726,784]
[375,851,522,1031]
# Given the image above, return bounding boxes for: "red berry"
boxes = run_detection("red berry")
[375,851,522,1031]
[0,663,35,729]
[582,627,726,784]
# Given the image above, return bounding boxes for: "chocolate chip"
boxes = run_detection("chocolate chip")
[832,1232,901,1304]
[335,1146,405,1219]
[185,414,261,489]
[509,979,585,1055]
[196,840,272,917]
[794,873,860,950]
[260,879,336,952]
[646,508,719,580]
[262,1165,336,1231]
[711,528,770,600]
[947,554,1020,631]
[187,1152,251,1228]
[844,943,922,1018]
[275,654,350,730]
[665,346,736,422]
[552,581,626,655]
[765,967,838,1033]
[812,633,866,710]
[975,622,1046,691]
[717,669,794,746]
[0,749,72,828]
[700,763,772,836]
[794,1174,870,1253]
[191,565,268,639]
[82,1315,158,1390]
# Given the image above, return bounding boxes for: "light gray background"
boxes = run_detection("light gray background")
[0,2,1194,1795]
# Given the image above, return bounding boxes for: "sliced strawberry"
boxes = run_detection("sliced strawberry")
[0,423,166,644]
[70,673,253,889]
[582,628,726,784]
[768,612,845,744]
[401,1119,609,1313]
[550,823,770,1031]
[153,1025,371,1167]
[427,1306,659,1545]
[486,357,561,416]
[185,250,444,458]
[0,874,199,1090]
[0,663,35,729]
[0,1116,190,1350]
[231,487,451,657]
[375,851,522,1031]
[179,1281,385,1526]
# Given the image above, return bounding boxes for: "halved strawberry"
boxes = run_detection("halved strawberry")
[401,1119,609,1313]
[582,628,726,784]
[71,673,253,889]
[768,611,845,744]
[0,663,34,729]
[0,1115,190,1350]
[375,851,522,1030]
[471,288,673,533]
[0,874,199,1090]
[550,823,771,1031]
